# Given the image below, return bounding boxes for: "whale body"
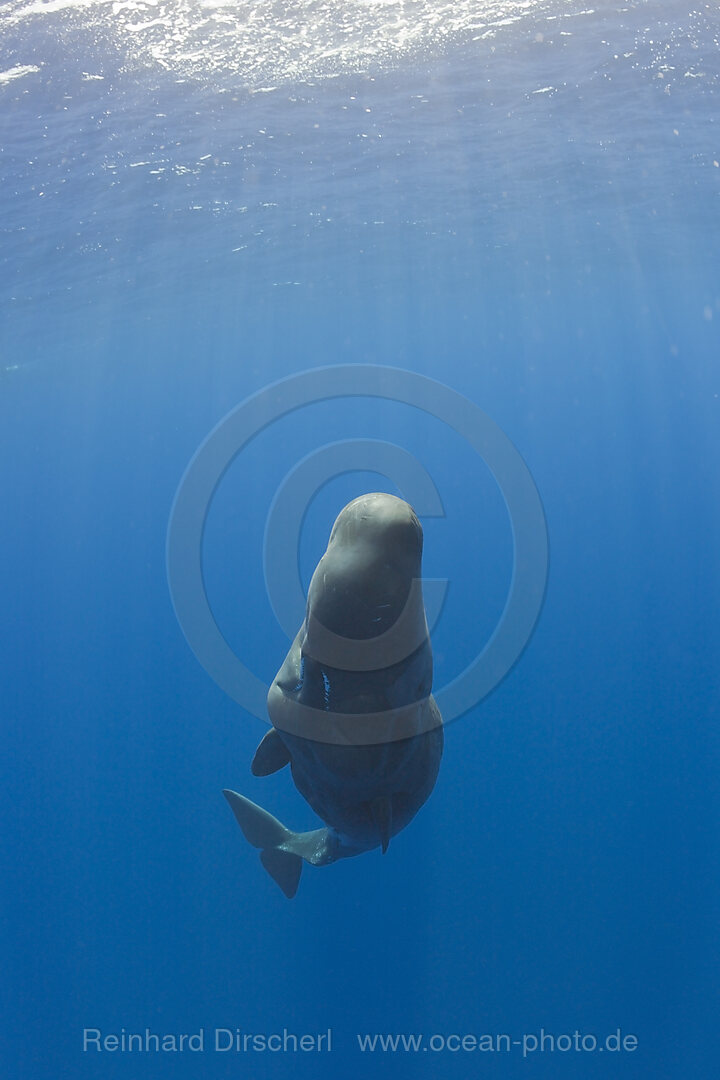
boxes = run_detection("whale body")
[224,492,443,897]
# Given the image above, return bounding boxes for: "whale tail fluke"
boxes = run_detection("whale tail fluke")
[258,847,302,899]
[222,789,333,898]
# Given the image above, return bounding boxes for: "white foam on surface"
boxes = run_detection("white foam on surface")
[0,63,41,85]
[1,0,569,88]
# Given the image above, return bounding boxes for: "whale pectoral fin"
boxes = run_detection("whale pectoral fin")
[369,796,393,854]
[223,789,335,898]
[260,848,302,899]
[251,728,291,776]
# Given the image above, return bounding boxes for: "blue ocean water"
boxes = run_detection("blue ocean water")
[2,1,719,1077]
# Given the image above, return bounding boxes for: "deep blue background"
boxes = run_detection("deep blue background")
[2,2,719,1078]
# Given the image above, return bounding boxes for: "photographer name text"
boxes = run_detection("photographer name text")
[82,1028,332,1053]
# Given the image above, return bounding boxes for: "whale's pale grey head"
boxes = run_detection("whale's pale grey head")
[303,492,428,672]
[327,491,422,569]
[266,492,440,749]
